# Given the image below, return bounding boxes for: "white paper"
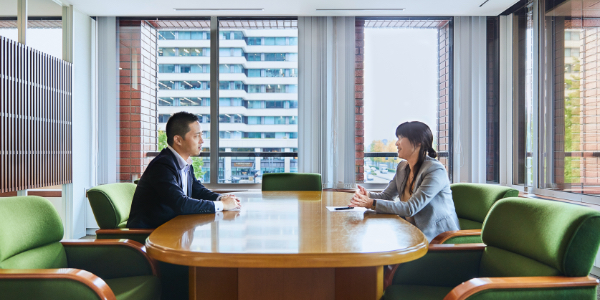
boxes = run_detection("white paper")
[326,206,367,212]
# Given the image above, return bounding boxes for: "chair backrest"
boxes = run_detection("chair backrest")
[480,197,600,278]
[450,183,518,229]
[262,173,322,191]
[0,196,67,269]
[87,183,137,229]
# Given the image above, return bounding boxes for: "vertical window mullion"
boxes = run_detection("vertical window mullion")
[210,16,220,185]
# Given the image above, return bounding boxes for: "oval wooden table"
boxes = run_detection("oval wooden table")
[146,191,428,300]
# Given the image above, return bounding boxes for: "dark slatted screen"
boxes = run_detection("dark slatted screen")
[0,36,72,193]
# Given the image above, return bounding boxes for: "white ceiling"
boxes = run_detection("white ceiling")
[0,0,521,17]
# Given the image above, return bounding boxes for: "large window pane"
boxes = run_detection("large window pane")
[363,22,444,183]
[540,0,600,196]
[218,19,298,183]
[156,24,211,182]
[512,2,534,187]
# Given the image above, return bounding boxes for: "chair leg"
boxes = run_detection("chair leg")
[383,264,401,291]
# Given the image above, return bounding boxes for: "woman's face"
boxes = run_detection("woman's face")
[395,136,420,161]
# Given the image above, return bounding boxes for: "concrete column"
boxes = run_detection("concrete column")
[225,148,232,183]
[255,147,261,175]
[285,148,291,173]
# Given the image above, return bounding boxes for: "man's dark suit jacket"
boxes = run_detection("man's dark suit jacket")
[127,148,220,228]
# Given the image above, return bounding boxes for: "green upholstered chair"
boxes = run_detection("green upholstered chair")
[431,183,519,244]
[87,183,187,300]
[261,173,322,191]
[87,183,152,244]
[383,197,600,300]
[0,196,160,300]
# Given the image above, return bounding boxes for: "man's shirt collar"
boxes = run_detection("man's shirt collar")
[167,146,188,170]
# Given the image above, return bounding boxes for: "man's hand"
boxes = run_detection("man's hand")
[221,194,241,210]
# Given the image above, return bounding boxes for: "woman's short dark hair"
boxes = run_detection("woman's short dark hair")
[165,112,199,147]
[395,121,438,194]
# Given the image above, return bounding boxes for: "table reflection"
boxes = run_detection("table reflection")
[165,191,418,255]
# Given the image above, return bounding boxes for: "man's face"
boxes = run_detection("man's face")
[177,121,203,158]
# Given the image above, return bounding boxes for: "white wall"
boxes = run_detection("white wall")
[65,7,95,238]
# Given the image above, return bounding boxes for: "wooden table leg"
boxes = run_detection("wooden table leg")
[189,267,238,300]
[335,266,384,300]
[189,266,383,300]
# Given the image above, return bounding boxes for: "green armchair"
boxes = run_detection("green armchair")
[0,196,160,300]
[261,173,323,191]
[87,183,152,244]
[86,183,187,300]
[431,183,519,244]
[384,197,600,300]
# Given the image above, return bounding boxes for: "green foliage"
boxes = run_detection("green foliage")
[158,130,206,180]
[158,130,168,151]
[563,57,581,184]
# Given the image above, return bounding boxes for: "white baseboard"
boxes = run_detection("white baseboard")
[86,228,98,236]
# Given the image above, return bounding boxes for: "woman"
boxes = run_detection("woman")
[350,121,459,242]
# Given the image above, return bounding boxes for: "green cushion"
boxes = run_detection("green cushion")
[383,285,453,300]
[393,248,483,287]
[261,173,322,191]
[105,275,161,300]
[63,244,155,280]
[479,246,561,277]
[0,196,66,268]
[0,242,67,269]
[451,184,518,224]
[459,218,484,230]
[482,197,600,277]
[87,183,137,229]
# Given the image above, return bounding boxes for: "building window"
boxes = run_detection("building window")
[158,114,171,123]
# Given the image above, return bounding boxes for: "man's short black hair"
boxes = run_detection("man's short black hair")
[165,112,199,147]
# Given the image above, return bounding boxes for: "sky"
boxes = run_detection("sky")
[0,28,62,58]
[363,28,439,148]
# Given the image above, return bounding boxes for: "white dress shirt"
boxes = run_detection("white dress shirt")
[167,146,223,212]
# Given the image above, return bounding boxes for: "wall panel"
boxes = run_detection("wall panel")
[0,36,72,193]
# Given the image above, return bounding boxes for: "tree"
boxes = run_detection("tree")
[158,130,206,180]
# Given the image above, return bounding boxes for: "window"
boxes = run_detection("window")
[247,53,261,61]
[265,53,286,61]
[539,0,600,199]
[158,114,171,123]
[159,31,176,40]
[361,19,451,183]
[512,2,534,187]
[248,37,261,45]
[153,18,298,185]
[266,101,284,108]
[159,48,177,56]
[159,65,175,73]
[248,69,261,77]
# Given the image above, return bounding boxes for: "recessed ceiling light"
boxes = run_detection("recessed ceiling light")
[174,8,265,11]
[316,8,405,11]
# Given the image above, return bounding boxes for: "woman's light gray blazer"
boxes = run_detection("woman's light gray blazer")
[369,156,459,242]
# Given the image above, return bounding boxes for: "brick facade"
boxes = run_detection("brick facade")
[437,23,452,177]
[118,20,158,182]
[355,20,365,183]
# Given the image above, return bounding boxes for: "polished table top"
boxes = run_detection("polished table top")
[146,191,428,268]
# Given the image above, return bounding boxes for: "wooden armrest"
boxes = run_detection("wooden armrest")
[61,239,158,276]
[443,276,599,300]
[95,228,154,235]
[0,268,117,300]
[431,230,482,244]
[429,243,487,251]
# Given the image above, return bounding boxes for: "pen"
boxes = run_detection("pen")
[335,206,354,210]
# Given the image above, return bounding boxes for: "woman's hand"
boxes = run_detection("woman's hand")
[350,191,374,208]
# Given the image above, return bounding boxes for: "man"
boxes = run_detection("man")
[127,112,240,228]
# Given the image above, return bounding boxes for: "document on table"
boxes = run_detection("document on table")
[326,206,368,212]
